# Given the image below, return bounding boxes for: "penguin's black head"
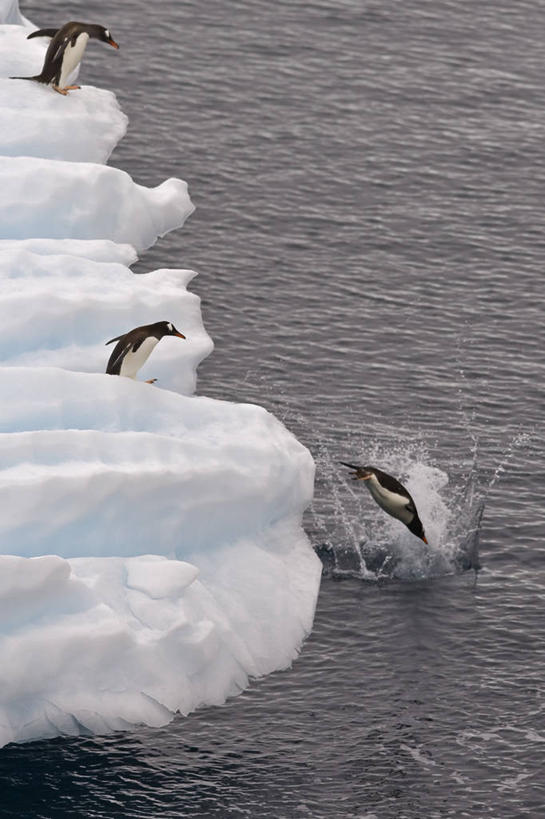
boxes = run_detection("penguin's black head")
[340,462,375,481]
[154,321,186,340]
[89,25,119,48]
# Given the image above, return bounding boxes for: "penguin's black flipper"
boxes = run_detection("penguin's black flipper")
[131,337,145,353]
[340,461,364,471]
[106,340,132,375]
[27,28,59,40]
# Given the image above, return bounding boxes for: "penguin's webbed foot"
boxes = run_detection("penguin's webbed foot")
[145,378,158,385]
[53,85,81,95]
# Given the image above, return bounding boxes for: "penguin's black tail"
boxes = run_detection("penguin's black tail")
[9,75,43,81]
[27,28,59,40]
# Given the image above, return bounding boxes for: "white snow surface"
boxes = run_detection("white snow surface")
[0,156,193,251]
[0,6,320,748]
[0,249,211,393]
[0,0,27,25]
[0,24,127,163]
[0,237,138,264]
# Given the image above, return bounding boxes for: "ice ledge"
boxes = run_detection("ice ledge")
[0,524,321,748]
[0,25,127,163]
[0,0,321,749]
[0,252,212,394]
[0,367,315,559]
[0,0,28,26]
[0,156,194,251]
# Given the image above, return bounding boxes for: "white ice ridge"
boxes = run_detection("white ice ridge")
[0,24,127,162]
[0,156,193,251]
[0,0,28,26]
[0,372,318,747]
[0,4,320,747]
[0,248,211,393]
[0,368,314,559]
[0,25,193,247]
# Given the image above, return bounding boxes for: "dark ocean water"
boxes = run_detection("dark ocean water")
[2,0,544,816]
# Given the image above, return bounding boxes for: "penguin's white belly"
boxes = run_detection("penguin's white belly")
[119,337,159,378]
[58,33,89,86]
[366,482,413,524]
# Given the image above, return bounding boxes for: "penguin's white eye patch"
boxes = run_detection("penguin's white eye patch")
[105,29,110,38]
[168,322,173,331]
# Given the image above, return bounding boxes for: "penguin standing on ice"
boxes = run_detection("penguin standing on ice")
[341,462,428,544]
[106,321,186,382]
[11,22,119,95]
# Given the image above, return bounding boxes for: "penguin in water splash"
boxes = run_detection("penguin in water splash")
[341,462,428,544]
[11,22,119,95]
[106,321,186,383]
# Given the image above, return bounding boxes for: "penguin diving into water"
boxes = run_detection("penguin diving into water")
[11,22,119,95]
[106,322,186,383]
[341,462,428,544]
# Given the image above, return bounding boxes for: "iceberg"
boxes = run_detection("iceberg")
[0,5,320,748]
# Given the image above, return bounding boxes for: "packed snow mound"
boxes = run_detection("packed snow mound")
[0,156,193,250]
[0,520,319,748]
[0,367,314,559]
[0,1,27,26]
[0,237,138,264]
[0,368,319,748]
[0,0,320,748]
[0,20,193,249]
[0,25,127,163]
[0,250,212,393]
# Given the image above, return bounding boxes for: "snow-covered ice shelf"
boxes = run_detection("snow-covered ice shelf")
[0,4,320,748]
[0,249,210,393]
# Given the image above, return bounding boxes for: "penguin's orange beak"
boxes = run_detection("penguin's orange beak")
[108,38,119,49]
[174,332,186,339]
[421,536,428,544]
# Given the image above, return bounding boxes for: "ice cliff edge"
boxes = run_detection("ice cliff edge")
[0,3,321,747]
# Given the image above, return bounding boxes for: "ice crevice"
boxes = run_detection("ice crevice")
[0,4,321,748]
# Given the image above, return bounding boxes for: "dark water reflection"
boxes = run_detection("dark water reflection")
[4,0,545,815]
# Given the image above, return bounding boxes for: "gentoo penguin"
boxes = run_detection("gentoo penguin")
[341,462,428,543]
[105,322,186,381]
[11,22,119,95]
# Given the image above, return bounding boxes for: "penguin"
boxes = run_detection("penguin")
[340,462,428,543]
[11,22,119,95]
[105,321,186,381]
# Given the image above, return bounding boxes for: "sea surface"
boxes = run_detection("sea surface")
[2,0,544,816]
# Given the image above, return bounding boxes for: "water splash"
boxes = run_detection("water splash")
[312,440,471,582]
[209,370,533,584]
[307,329,536,583]
[310,426,534,583]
